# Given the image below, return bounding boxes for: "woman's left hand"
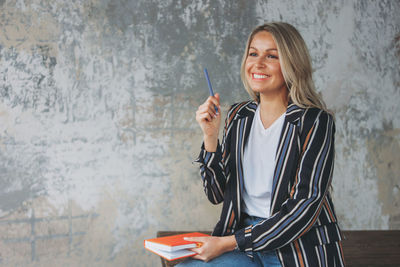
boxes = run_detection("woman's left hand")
[184,235,237,262]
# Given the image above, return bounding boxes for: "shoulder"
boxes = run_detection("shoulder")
[301,108,335,134]
[226,100,257,123]
[302,108,334,123]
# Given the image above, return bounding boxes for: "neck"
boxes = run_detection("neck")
[258,89,288,116]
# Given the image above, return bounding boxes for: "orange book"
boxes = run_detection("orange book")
[144,232,209,261]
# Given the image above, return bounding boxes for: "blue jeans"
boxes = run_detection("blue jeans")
[177,215,281,267]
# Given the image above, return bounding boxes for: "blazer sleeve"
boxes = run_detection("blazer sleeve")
[194,108,232,205]
[235,110,335,257]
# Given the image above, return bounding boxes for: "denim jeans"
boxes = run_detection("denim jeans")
[177,215,281,267]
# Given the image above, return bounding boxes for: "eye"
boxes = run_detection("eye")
[267,54,278,59]
[249,52,257,57]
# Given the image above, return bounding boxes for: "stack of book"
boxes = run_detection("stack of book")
[144,232,209,261]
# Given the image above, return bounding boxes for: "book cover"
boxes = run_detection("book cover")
[144,232,209,261]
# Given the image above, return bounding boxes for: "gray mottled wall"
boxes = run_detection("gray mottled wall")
[0,0,399,266]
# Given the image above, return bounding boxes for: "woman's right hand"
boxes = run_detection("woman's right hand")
[195,93,221,152]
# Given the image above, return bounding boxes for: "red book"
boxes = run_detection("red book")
[144,232,209,261]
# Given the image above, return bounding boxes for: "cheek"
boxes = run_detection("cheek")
[271,63,284,78]
[244,60,251,71]
[244,62,252,76]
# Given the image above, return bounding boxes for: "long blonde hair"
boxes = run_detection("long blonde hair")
[241,22,327,111]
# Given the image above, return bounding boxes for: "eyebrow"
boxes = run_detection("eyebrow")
[249,46,278,52]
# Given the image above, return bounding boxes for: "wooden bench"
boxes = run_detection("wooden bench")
[156,230,400,267]
[341,230,400,267]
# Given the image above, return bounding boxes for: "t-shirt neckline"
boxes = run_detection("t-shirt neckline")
[256,107,286,133]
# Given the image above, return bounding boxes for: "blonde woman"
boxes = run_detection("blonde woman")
[179,22,345,267]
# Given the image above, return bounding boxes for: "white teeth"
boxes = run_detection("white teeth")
[253,74,268,78]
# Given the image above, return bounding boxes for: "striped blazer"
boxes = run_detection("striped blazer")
[195,101,345,267]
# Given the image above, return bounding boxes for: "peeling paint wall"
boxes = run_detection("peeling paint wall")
[0,0,399,266]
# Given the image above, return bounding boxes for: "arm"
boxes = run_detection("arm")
[188,101,239,261]
[195,101,231,204]
[235,110,335,256]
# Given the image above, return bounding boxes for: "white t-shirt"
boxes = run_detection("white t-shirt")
[242,106,285,218]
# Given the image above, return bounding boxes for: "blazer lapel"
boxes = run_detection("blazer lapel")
[270,104,304,215]
[231,101,257,221]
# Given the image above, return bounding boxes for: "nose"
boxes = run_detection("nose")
[255,57,266,68]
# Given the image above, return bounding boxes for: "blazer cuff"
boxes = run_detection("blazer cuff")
[234,225,254,259]
[194,142,222,168]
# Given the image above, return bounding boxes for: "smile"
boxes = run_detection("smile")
[252,73,270,79]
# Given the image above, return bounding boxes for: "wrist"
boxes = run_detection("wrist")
[203,135,218,152]
[220,235,237,253]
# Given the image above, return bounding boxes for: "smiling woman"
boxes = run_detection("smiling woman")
[179,22,344,267]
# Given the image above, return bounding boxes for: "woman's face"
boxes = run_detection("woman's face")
[245,31,287,97]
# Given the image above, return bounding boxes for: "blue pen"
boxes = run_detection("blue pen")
[203,68,218,113]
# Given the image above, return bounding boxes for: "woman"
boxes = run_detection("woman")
[179,22,345,267]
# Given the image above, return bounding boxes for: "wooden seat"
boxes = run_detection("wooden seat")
[156,230,400,267]
[341,230,400,266]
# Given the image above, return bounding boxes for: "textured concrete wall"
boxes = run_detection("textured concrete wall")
[0,0,399,266]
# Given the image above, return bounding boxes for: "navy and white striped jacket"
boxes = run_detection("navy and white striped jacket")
[195,100,345,267]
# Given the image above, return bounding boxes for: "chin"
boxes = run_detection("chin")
[251,87,268,94]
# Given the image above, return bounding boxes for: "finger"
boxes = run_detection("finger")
[188,246,204,254]
[204,108,217,119]
[199,113,213,122]
[214,93,220,102]
[200,100,218,112]
[197,107,215,121]
[188,247,198,253]
[209,104,220,116]
[196,108,212,120]
[198,105,217,117]
[191,254,203,261]
[184,237,205,242]
[207,96,220,109]
[196,109,206,121]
